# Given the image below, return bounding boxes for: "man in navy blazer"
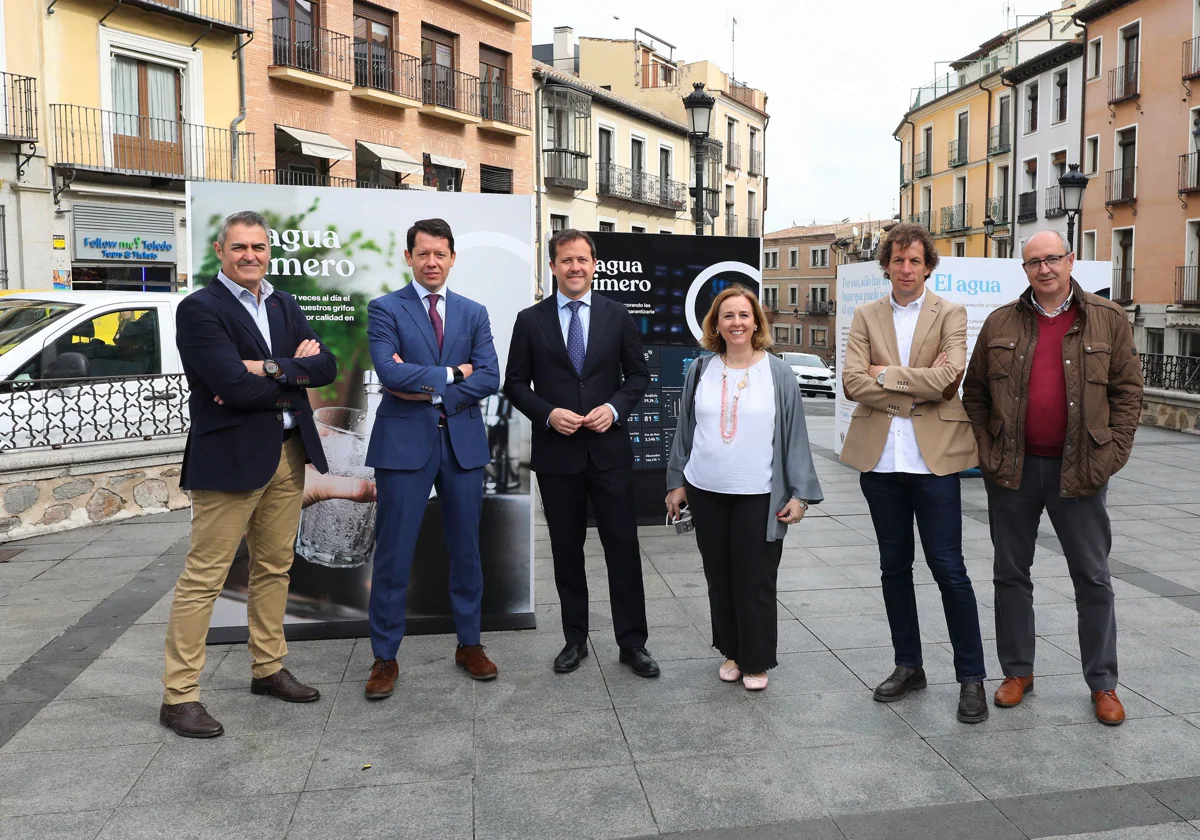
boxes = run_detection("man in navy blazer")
[363,218,501,699]
[161,210,337,739]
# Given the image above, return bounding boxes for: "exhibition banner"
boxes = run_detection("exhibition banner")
[833,257,1113,455]
[186,182,536,642]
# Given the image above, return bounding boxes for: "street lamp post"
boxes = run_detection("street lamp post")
[1058,163,1089,253]
[983,215,996,258]
[683,82,715,236]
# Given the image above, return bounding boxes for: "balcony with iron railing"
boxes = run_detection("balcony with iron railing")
[1112,267,1134,305]
[987,195,1009,225]
[749,148,763,176]
[543,149,588,191]
[1180,153,1200,195]
[988,123,1010,156]
[806,300,835,316]
[1045,185,1065,218]
[1106,166,1136,205]
[940,203,971,233]
[479,82,532,135]
[948,138,968,168]
[99,0,253,33]
[0,72,37,143]
[596,162,687,213]
[1053,94,1068,124]
[1143,354,1200,393]
[1186,37,1200,81]
[52,105,255,182]
[747,218,760,238]
[458,0,531,22]
[1017,191,1038,223]
[725,213,739,237]
[913,151,930,179]
[421,65,481,123]
[270,18,353,90]
[352,42,420,107]
[1108,62,1140,105]
[1025,105,1038,134]
[260,169,357,188]
[909,49,1010,109]
[726,141,741,171]
[909,210,932,231]
[1177,266,1200,306]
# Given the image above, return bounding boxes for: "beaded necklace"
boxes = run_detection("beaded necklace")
[719,353,755,443]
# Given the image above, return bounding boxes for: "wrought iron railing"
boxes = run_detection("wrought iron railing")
[0,72,37,142]
[1178,266,1200,306]
[909,210,931,231]
[543,149,588,190]
[940,203,971,233]
[726,141,741,170]
[1142,354,1200,394]
[1109,62,1139,104]
[913,151,930,178]
[987,195,1009,225]
[260,169,357,188]
[480,82,531,129]
[728,80,760,110]
[806,300,835,315]
[725,213,739,237]
[747,218,760,238]
[0,374,189,453]
[491,0,529,12]
[51,105,255,181]
[1045,185,1065,218]
[1026,105,1038,133]
[1017,191,1037,222]
[1106,166,1136,205]
[1186,37,1200,81]
[749,148,763,176]
[1053,94,1068,124]
[988,123,1010,156]
[1180,153,1200,195]
[112,0,252,31]
[353,42,420,100]
[1112,267,1134,305]
[271,18,352,84]
[596,162,687,212]
[421,64,480,117]
[948,138,968,167]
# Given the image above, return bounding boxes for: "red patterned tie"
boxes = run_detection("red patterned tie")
[427,293,443,351]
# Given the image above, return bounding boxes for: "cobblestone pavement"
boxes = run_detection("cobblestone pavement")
[4,405,1200,839]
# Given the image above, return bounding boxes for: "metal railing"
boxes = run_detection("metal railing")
[987,195,1009,225]
[492,0,530,12]
[1177,266,1200,306]
[900,162,909,186]
[909,210,931,230]
[913,151,930,178]
[749,148,763,176]
[0,374,189,453]
[1142,354,1200,394]
[1180,153,1200,195]
[51,105,255,181]
[806,300,835,316]
[1186,37,1200,81]
[1108,62,1139,104]
[595,162,687,212]
[111,0,252,31]
[988,123,1010,156]
[1106,166,1136,205]
[480,82,531,129]
[421,64,480,117]
[1053,94,1068,124]
[0,207,7,290]
[543,149,588,190]
[725,213,739,237]
[1017,191,1038,222]
[1045,185,1065,218]
[1112,267,1134,304]
[260,169,357,188]
[726,141,741,170]
[353,42,419,100]
[271,18,352,84]
[0,72,37,142]
[948,138,968,167]
[940,203,971,233]
[1026,105,1038,134]
[747,218,760,238]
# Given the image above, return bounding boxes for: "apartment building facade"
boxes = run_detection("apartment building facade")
[247,0,533,198]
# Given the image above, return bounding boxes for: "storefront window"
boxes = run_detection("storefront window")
[71,265,180,293]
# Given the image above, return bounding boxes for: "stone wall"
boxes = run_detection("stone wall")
[0,439,189,541]
[1140,388,1200,436]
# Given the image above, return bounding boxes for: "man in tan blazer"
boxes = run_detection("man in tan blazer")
[841,222,987,725]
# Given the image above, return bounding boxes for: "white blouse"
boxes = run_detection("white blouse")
[683,354,776,495]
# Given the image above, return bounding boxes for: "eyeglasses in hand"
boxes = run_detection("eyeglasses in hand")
[1022,253,1071,272]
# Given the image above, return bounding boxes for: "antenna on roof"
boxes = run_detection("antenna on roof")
[731,17,738,79]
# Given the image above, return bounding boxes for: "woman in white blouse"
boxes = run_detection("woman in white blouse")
[666,286,824,690]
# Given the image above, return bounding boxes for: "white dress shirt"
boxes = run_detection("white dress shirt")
[413,281,456,404]
[871,292,931,474]
[555,289,617,425]
[216,272,294,429]
[683,354,775,494]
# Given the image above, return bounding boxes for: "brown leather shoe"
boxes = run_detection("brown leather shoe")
[1093,689,1126,726]
[159,701,224,738]
[365,658,399,700]
[994,675,1034,707]
[250,667,320,703]
[456,644,498,680]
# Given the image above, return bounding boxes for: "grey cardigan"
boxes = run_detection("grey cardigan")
[666,353,824,542]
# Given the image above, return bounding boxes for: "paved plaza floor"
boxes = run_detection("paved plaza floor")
[5,404,1200,838]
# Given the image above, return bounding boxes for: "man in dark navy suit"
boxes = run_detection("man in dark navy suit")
[363,218,501,700]
[160,210,337,738]
[505,229,657,677]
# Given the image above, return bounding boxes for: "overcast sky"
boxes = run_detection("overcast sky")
[532,0,1071,233]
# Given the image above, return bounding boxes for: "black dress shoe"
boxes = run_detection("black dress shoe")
[553,641,588,674]
[872,665,927,702]
[958,681,989,724]
[250,668,320,703]
[159,701,224,738]
[619,647,660,678]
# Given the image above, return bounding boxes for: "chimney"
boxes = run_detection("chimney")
[553,26,576,74]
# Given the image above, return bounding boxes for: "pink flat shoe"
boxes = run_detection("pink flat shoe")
[719,660,741,682]
[742,673,768,691]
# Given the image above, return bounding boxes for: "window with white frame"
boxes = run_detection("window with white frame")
[953,240,966,257]
[1086,135,1100,175]
[774,326,789,344]
[1088,37,1102,79]
[810,247,829,268]
[794,326,805,346]
[764,250,779,269]
[1081,230,1097,261]
[810,327,828,348]
[788,285,799,306]
[762,286,778,309]
[788,248,799,268]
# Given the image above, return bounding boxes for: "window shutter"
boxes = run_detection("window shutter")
[480,164,512,194]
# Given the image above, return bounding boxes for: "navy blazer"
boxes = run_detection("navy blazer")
[177,279,337,492]
[365,283,499,471]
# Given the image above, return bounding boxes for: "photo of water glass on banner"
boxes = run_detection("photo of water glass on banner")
[296,406,376,568]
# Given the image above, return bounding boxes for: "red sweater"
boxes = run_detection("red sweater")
[1024,305,1077,457]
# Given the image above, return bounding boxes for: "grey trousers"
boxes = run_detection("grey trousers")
[985,454,1117,691]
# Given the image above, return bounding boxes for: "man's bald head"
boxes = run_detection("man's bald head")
[1021,230,1072,261]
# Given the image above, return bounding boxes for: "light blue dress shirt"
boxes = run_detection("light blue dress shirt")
[412,281,457,404]
[555,289,617,426]
[216,272,294,429]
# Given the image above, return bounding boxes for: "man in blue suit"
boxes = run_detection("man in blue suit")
[364,218,501,698]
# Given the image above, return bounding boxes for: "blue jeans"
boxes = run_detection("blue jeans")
[859,471,986,683]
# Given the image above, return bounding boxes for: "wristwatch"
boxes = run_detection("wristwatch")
[451,366,465,385]
[263,359,282,378]
[876,368,886,386]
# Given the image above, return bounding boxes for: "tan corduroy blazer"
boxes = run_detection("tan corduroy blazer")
[840,290,978,476]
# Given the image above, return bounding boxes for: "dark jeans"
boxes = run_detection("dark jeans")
[685,482,784,673]
[986,455,1117,691]
[859,471,987,683]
